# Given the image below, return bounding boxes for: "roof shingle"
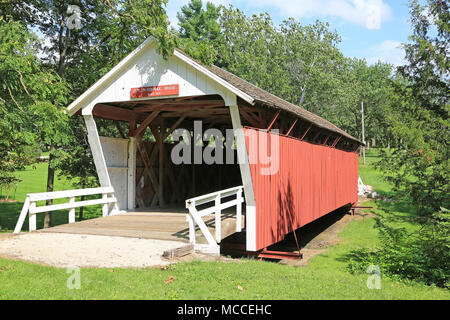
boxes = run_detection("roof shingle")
[208,65,361,144]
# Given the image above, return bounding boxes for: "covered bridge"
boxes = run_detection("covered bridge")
[66,38,362,255]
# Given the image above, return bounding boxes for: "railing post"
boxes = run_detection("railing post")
[13,187,119,233]
[68,197,76,223]
[185,186,244,255]
[29,201,36,231]
[187,213,196,245]
[102,193,109,216]
[215,193,221,243]
[13,196,31,234]
[236,188,242,232]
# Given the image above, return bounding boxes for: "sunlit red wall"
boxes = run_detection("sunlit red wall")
[244,128,359,250]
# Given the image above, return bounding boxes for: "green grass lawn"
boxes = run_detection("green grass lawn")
[0,150,448,299]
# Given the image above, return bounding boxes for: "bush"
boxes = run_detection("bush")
[347,207,450,289]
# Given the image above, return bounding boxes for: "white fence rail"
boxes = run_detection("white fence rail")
[13,187,121,234]
[185,185,244,255]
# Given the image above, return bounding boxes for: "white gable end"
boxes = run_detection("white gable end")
[67,39,252,115]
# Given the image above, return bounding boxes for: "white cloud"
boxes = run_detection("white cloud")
[167,0,391,30]
[242,0,392,30]
[366,40,406,66]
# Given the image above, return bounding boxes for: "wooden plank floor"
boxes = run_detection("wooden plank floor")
[39,207,244,243]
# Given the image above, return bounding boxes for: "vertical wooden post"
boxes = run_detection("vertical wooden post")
[191,131,198,197]
[229,104,257,252]
[158,122,165,206]
[129,120,136,138]
[215,194,221,243]
[127,137,136,210]
[187,214,196,245]
[129,121,137,211]
[84,115,112,187]
[236,188,242,232]
[68,197,75,223]
[29,201,36,232]
[102,193,109,216]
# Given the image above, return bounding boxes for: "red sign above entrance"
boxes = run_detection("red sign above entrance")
[130,84,179,99]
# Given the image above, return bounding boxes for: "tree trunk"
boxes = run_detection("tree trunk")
[79,196,85,221]
[44,150,55,228]
[79,180,86,221]
[43,23,68,228]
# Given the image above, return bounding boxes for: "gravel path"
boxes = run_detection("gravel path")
[0,232,185,268]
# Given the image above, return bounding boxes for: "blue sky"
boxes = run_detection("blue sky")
[166,0,414,67]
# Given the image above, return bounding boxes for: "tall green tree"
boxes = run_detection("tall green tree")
[332,58,395,145]
[176,0,221,65]
[0,17,69,199]
[279,19,344,112]
[351,0,449,288]
[4,0,176,226]
[178,0,221,42]
[381,0,449,213]
[216,8,287,93]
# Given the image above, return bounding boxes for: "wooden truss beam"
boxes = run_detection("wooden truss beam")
[331,135,341,147]
[266,110,281,132]
[285,119,298,136]
[159,109,230,118]
[312,130,322,142]
[93,104,137,122]
[132,109,161,137]
[239,108,261,128]
[300,124,312,140]
[136,99,224,106]
[149,125,166,206]
[163,116,186,140]
[132,101,224,113]
[322,134,331,145]
[136,137,160,203]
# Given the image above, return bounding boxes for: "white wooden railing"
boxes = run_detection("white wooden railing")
[185,185,244,255]
[14,187,121,234]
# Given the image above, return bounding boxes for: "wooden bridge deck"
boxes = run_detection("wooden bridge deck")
[39,207,243,243]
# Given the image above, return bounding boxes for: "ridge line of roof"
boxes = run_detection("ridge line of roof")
[204,63,361,144]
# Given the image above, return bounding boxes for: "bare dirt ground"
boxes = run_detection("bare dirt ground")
[0,198,374,269]
[0,232,185,268]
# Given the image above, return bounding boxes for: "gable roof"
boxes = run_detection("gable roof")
[174,50,361,144]
[67,37,361,145]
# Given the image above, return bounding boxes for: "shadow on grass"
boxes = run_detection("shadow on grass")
[0,202,23,231]
[336,247,379,275]
[285,208,348,248]
[377,198,419,217]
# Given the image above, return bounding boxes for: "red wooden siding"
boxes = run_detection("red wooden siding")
[244,128,359,250]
